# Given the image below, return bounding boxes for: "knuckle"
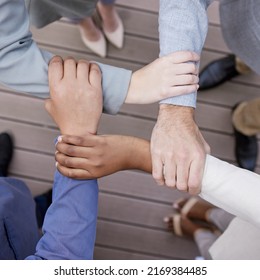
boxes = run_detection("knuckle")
[165,178,176,188]
[176,183,187,192]
[65,145,75,156]
[64,157,72,167]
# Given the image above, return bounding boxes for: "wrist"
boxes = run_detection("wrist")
[124,71,138,104]
[158,104,195,122]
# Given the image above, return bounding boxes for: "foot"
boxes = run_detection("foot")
[79,17,102,42]
[97,2,119,33]
[199,55,240,90]
[164,214,213,239]
[173,197,216,223]
[97,2,124,49]
[78,17,106,57]
[232,104,258,171]
[0,132,13,177]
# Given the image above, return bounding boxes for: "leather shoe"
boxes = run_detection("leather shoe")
[79,26,107,58]
[199,55,240,90]
[232,105,258,171]
[103,12,124,49]
[0,132,13,176]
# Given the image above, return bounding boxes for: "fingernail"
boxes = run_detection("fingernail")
[58,136,63,142]
[55,161,58,168]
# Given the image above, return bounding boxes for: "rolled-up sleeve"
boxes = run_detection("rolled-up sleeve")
[159,0,213,108]
[0,0,131,114]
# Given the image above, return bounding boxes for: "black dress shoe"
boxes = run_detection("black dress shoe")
[234,127,258,171]
[0,132,13,176]
[232,104,258,171]
[35,189,52,229]
[199,55,240,90]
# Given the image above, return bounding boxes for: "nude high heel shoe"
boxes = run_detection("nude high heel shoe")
[103,12,124,49]
[79,25,107,58]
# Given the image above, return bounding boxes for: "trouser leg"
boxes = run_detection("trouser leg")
[194,230,219,260]
[0,177,39,259]
[207,208,235,232]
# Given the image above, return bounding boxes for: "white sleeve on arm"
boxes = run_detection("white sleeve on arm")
[158,0,213,108]
[0,0,131,115]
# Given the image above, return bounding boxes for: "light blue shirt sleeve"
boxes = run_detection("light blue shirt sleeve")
[0,0,131,115]
[26,171,98,260]
[159,0,214,108]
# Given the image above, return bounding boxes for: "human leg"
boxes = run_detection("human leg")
[0,177,39,259]
[232,99,259,171]
[207,208,234,232]
[199,55,251,90]
[164,214,219,260]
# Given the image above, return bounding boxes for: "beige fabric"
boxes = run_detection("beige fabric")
[232,98,260,136]
[209,218,260,260]
[235,57,251,74]
[200,155,260,229]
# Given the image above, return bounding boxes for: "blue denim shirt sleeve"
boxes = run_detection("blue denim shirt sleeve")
[0,0,131,115]
[158,0,213,108]
[26,171,99,260]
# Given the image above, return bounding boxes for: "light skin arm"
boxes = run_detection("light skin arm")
[149,0,212,194]
[45,56,102,136]
[55,132,206,196]
[125,51,200,104]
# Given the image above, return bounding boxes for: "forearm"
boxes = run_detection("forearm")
[159,0,213,107]
[26,171,98,260]
[0,0,131,114]
[200,155,260,229]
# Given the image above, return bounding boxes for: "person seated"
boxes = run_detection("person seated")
[164,197,260,260]
[0,57,103,260]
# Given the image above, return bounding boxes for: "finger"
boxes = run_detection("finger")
[77,60,90,81]
[187,160,204,195]
[176,162,190,192]
[64,57,77,79]
[55,152,88,169]
[56,163,93,179]
[48,56,63,90]
[166,51,200,64]
[60,134,98,147]
[167,84,199,97]
[89,63,102,87]
[169,63,198,75]
[56,142,92,158]
[170,74,199,86]
[163,159,177,188]
[151,154,165,186]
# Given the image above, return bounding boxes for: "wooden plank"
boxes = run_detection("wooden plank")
[94,246,164,260]
[95,220,199,259]
[9,149,55,181]
[31,21,159,64]
[0,90,54,126]
[98,192,176,230]
[117,0,159,13]
[0,118,58,154]
[99,171,188,205]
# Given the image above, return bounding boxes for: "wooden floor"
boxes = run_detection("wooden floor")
[0,0,259,259]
